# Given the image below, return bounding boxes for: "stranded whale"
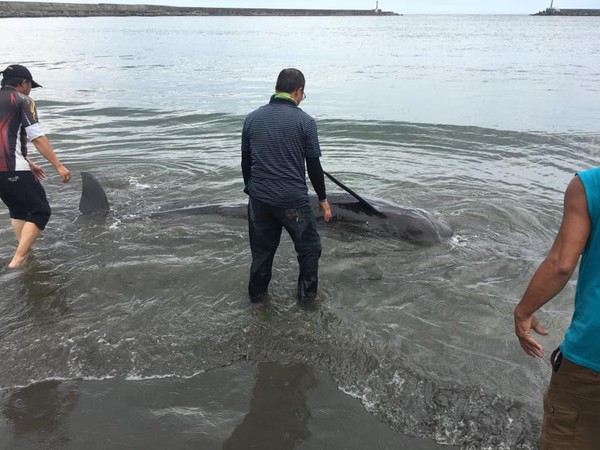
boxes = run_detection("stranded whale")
[78,171,453,244]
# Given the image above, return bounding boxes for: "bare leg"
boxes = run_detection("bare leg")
[8,221,42,269]
[10,218,25,242]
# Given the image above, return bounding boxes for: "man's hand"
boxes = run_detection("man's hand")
[30,137,71,183]
[320,199,332,222]
[514,309,548,358]
[28,159,46,181]
[55,164,71,183]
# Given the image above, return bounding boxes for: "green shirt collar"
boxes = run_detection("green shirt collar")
[271,92,297,106]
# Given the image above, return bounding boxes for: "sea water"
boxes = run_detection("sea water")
[0,14,599,449]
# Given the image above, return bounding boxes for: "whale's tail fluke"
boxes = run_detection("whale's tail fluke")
[79,172,110,216]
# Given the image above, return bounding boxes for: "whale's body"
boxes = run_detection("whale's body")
[80,172,452,244]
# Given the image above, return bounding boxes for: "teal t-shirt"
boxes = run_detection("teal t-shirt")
[561,167,600,372]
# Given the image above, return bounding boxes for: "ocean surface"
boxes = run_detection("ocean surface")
[0,14,599,450]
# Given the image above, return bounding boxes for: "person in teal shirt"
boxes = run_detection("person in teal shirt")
[514,168,600,449]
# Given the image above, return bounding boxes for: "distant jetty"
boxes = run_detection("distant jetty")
[533,8,600,16]
[0,1,399,18]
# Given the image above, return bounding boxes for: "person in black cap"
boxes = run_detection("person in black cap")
[0,64,71,268]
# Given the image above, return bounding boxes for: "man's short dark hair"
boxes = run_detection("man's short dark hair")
[1,78,24,88]
[275,68,305,94]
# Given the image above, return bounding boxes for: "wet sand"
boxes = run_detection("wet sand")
[0,361,456,449]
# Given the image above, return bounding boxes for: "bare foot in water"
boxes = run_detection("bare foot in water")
[7,253,29,269]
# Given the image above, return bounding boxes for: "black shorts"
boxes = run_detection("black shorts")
[0,171,51,230]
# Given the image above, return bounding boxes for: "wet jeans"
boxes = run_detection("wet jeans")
[247,196,321,303]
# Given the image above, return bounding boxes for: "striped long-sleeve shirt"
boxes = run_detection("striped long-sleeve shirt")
[242,96,322,208]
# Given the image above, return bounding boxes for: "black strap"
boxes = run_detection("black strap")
[322,171,386,218]
[551,348,563,373]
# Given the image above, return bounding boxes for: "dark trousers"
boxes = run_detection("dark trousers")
[247,196,321,303]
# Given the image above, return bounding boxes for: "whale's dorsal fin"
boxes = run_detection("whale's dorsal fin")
[323,171,387,218]
[79,172,110,216]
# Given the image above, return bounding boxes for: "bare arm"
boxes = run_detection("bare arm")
[514,176,590,357]
[25,157,46,181]
[31,136,71,183]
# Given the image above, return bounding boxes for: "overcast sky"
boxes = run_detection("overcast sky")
[12,0,600,14]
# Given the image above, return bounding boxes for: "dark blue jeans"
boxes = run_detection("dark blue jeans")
[247,196,321,303]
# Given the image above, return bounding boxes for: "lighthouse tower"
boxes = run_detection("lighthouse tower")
[546,0,560,14]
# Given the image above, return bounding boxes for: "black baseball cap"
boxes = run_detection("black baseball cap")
[1,64,42,88]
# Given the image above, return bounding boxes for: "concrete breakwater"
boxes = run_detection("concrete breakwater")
[0,1,399,18]
[534,8,600,16]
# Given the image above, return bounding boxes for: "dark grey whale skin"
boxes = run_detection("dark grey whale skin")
[149,192,453,244]
[316,192,453,243]
[79,172,452,244]
[79,172,111,216]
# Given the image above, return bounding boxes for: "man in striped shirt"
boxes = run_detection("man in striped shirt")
[0,64,71,268]
[242,68,331,303]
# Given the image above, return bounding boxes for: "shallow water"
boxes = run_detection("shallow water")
[0,14,599,449]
